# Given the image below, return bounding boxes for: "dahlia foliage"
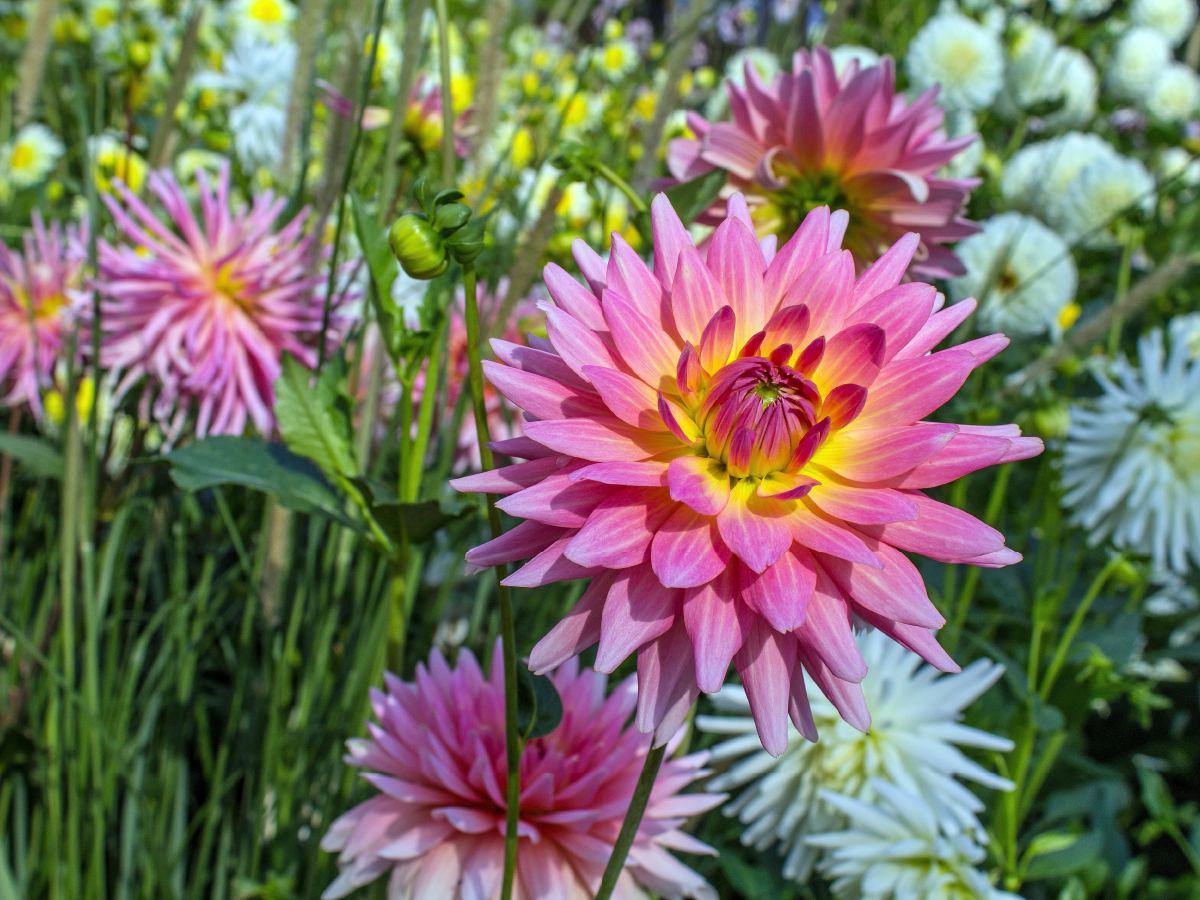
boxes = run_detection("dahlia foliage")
[322,646,721,900]
[667,46,980,278]
[455,193,1041,757]
[0,213,88,420]
[97,164,329,440]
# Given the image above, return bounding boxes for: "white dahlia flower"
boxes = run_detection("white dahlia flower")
[1131,0,1198,46]
[1146,63,1200,123]
[1000,132,1119,227]
[1058,153,1156,248]
[906,12,1006,111]
[1107,26,1173,100]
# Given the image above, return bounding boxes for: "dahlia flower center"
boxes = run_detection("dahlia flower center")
[213,262,250,309]
[11,144,34,170]
[697,357,819,479]
[763,167,853,244]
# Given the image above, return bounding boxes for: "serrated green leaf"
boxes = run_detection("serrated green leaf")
[273,353,358,482]
[0,432,64,479]
[163,436,362,530]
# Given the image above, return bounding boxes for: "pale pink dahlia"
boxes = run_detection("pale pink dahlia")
[321,646,722,900]
[97,163,330,440]
[0,213,88,420]
[667,46,980,279]
[454,194,1041,757]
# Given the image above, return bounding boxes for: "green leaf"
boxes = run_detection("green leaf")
[273,353,358,482]
[516,661,563,740]
[0,432,64,479]
[1136,765,1176,823]
[348,477,472,545]
[664,168,727,226]
[1023,830,1103,880]
[163,436,361,530]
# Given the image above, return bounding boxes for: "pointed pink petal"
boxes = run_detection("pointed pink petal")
[544,262,606,331]
[651,193,694,292]
[850,232,920,307]
[857,491,1005,561]
[523,417,681,462]
[716,480,792,573]
[815,423,958,482]
[465,520,565,567]
[652,505,731,588]
[490,339,593,393]
[503,533,603,587]
[787,501,882,567]
[780,250,855,339]
[582,365,669,431]
[806,482,919,524]
[881,432,1011,489]
[636,620,702,746]
[542,304,626,382]
[683,567,752,692]
[893,298,976,360]
[528,571,611,673]
[572,239,607,294]
[607,232,669,329]
[820,539,945,629]
[763,206,830,312]
[483,361,607,421]
[788,657,819,742]
[855,607,960,673]
[495,470,607,527]
[795,646,870,732]
[565,487,677,568]
[671,246,731,345]
[845,282,938,364]
[854,348,974,428]
[741,546,816,633]
[601,290,681,393]
[668,455,732,516]
[735,617,796,757]
[794,565,866,682]
[451,456,569,495]
[811,322,885,391]
[571,461,669,487]
[596,565,680,672]
[707,217,767,345]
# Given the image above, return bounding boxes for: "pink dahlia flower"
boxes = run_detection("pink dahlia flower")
[97,163,331,441]
[454,194,1041,757]
[0,213,88,420]
[667,47,980,279]
[321,645,722,900]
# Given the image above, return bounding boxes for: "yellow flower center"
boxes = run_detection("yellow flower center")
[249,0,283,22]
[603,46,625,71]
[940,40,982,80]
[10,143,34,171]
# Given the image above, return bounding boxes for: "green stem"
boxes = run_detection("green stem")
[946,463,1011,655]
[1038,555,1124,701]
[406,315,447,501]
[1107,236,1135,357]
[434,0,455,187]
[463,262,520,900]
[595,160,647,213]
[594,743,667,900]
[316,0,389,370]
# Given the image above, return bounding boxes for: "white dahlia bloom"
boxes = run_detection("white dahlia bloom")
[1158,147,1200,186]
[696,630,1013,882]
[1058,153,1156,248]
[1063,319,1200,573]
[1146,63,1200,122]
[906,12,1005,111]
[808,780,1022,900]
[1001,23,1098,128]
[1108,26,1173,100]
[2,123,64,189]
[1049,0,1114,16]
[1000,132,1119,227]
[950,213,1077,337]
[1131,0,1198,46]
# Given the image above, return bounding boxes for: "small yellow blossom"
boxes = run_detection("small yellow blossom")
[1057,302,1082,330]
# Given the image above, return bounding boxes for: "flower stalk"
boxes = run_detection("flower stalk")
[594,743,667,900]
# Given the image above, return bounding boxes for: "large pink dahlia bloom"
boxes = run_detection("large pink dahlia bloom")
[0,213,88,420]
[321,646,722,900]
[454,194,1041,757]
[667,47,979,279]
[97,164,330,440]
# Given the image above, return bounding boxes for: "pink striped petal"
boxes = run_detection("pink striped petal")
[788,659,819,742]
[881,432,1011,489]
[490,339,593,393]
[570,461,669,487]
[815,423,957,482]
[780,250,855,340]
[741,546,817,632]
[636,619,701,746]
[850,232,920,307]
[734,617,797,757]
[811,322,885,391]
[683,567,752,692]
[601,290,681,393]
[542,304,626,382]
[483,361,607,420]
[465,520,565,567]
[857,491,1005,560]
[763,206,830,311]
[806,482,919,524]
[668,455,732,516]
[523,417,682,462]
[651,193,694,291]
[583,365,668,431]
[854,348,975,428]
[572,238,608,294]
[845,282,938,364]
[652,504,731,588]
[820,540,945,628]
[671,246,731,345]
[795,645,870,732]
[451,456,570,495]
[795,565,866,682]
[950,546,1022,567]
[544,262,606,331]
[528,571,612,672]
[787,501,882,567]
[595,564,680,672]
[607,232,669,329]
[565,487,677,568]
[504,533,602,586]
[716,479,792,573]
[495,470,608,527]
[893,298,976,360]
[488,436,556,459]
[855,606,959,673]
[698,305,737,373]
[707,216,767,345]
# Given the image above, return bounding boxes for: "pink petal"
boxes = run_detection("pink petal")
[854,348,974,428]
[683,567,752,692]
[668,455,732,516]
[528,571,612,672]
[652,504,731,589]
[845,282,938,364]
[671,246,731,346]
[815,423,957,482]
[794,566,866,682]
[570,461,670,487]
[787,501,882,567]
[601,290,681,393]
[857,491,1005,560]
[636,618,701,744]
[806,482,920,524]
[451,456,570,495]
[707,216,767,346]
[820,540,945,629]
[465,520,565,568]
[565,487,677,568]
[741,545,817,633]
[595,564,680,672]
[850,232,920,307]
[503,533,602,587]
[735,617,797,757]
[651,193,694,292]
[811,322,885,391]
[716,480,792,573]
[544,262,606,331]
[780,250,855,340]
[523,416,681,462]
[763,206,830,312]
[607,232,669,330]
[583,365,669,432]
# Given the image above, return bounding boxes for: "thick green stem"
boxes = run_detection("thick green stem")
[434,0,455,187]
[462,263,520,900]
[594,743,667,900]
[406,316,447,501]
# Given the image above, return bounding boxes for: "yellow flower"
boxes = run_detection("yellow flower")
[633,90,656,120]
[521,71,539,98]
[6,124,63,189]
[1057,302,1082,330]
[512,128,535,169]
[90,134,148,194]
[250,0,284,23]
[695,66,717,90]
[450,73,473,113]
[602,18,623,39]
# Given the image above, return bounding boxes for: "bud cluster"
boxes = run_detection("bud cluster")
[387,179,484,280]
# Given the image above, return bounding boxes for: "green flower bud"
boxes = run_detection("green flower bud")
[389,214,448,280]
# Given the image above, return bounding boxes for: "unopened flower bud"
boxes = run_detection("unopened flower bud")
[389,214,448,280]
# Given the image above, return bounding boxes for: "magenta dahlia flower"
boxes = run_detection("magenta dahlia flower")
[0,213,88,420]
[97,163,330,440]
[321,645,722,900]
[667,47,979,279]
[454,194,1041,757]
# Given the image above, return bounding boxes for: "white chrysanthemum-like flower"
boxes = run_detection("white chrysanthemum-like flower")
[1000,132,1118,226]
[596,37,639,81]
[830,44,881,75]
[906,12,1005,110]
[1049,0,1114,15]
[2,123,63,189]
[695,631,1013,882]
[808,781,1022,900]
[950,213,1077,337]
[1108,26,1173,100]
[1063,319,1200,573]
[1146,63,1200,122]
[1001,23,1098,128]
[1132,0,1198,46]
[1058,153,1156,248]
